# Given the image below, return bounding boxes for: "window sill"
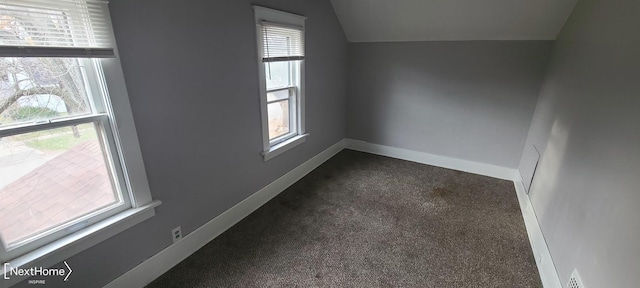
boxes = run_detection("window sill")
[262,134,309,161]
[1,200,161,286]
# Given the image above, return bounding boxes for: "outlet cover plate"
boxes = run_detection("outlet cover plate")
[172,226,182,243]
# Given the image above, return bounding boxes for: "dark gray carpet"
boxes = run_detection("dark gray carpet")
[148,150,541,287]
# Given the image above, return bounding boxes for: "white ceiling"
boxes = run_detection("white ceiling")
[329,0,577,42]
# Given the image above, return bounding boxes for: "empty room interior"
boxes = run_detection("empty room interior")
[0,0,638,287]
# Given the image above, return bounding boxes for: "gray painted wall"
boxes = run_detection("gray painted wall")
[518,0,640,287]
[347,41,552,168]
[14,0,347,287]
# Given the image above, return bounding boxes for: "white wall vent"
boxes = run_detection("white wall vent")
[567,269,585,288]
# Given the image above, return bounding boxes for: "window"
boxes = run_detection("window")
[0,0,156,275]
[254,6,307,161]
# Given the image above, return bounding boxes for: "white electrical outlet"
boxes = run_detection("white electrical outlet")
[171,226,182,243]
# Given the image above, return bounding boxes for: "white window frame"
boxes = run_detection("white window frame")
[254,6,308,161]
[0,2,158,284]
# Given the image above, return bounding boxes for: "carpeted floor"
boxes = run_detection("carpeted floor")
[148,150,541,287]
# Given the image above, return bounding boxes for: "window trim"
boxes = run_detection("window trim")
[267,85,297,146]
[0,2,158,282]
[1,201,160,286]
[254,6,307,161]
[0,118,131,255]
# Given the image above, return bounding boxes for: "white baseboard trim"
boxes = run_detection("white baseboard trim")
[104,139,347,288]
[344,139,518,181]
[106,138,558,288]
[344,139,559,287]
[513,180,562,288]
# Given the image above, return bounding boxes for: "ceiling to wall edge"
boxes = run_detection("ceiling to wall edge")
[328,0,578,43]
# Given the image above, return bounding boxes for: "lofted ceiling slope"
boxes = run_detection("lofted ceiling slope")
[329,0,577,42]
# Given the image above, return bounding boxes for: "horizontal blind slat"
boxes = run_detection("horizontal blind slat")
[263,56,304,63]
[0,0,114,57]
[0,4,104,14]
[260,23,304,61]
[0,46,114,58]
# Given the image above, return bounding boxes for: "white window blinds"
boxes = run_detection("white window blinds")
[260,22,304,63]
[0,0,114,58]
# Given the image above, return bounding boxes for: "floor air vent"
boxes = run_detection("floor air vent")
[567,269,585,288]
